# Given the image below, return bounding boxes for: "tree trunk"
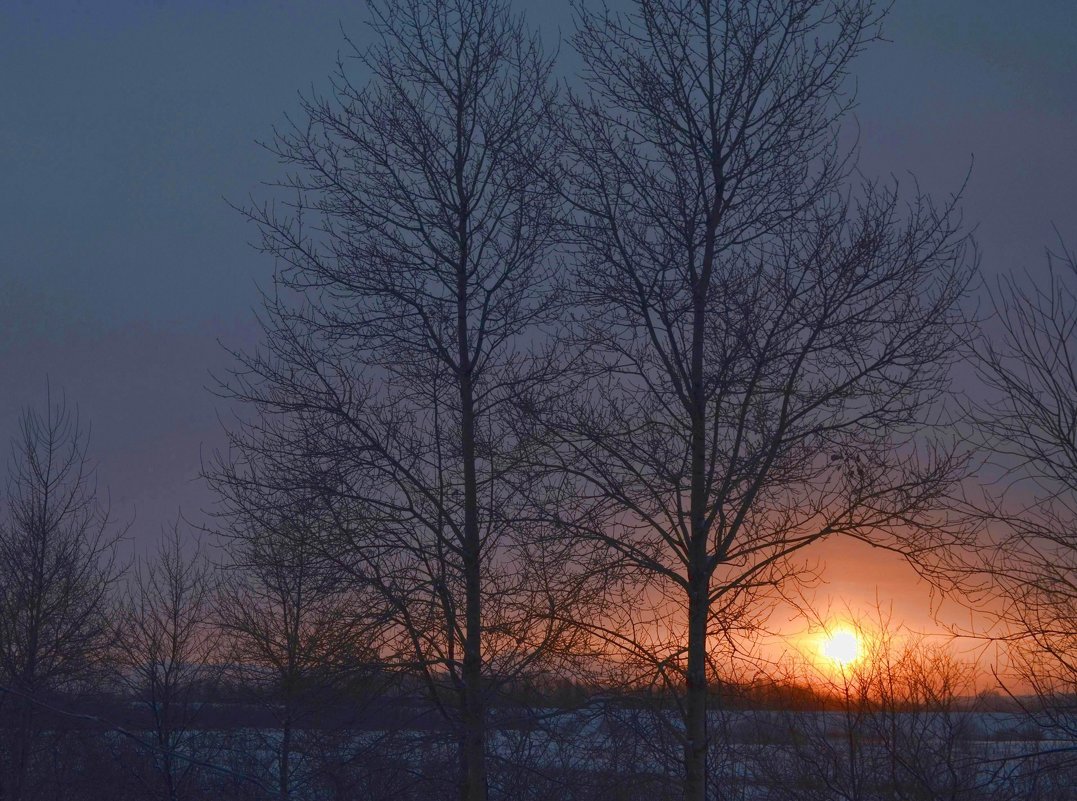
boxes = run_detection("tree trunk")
[458,271,487,801]
[9,698,34,801]
[279,716,291,801]
[684,575,710,801]
[459,400,487,801]
[684,230,714,801]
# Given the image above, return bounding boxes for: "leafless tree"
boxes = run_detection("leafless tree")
[114,524,217,801]
[0,389,124,801]
[539,1,976,798]
[972,238,1077,740]
[761,621,990,801]
[213,1,603,799]
[215,508,378,801]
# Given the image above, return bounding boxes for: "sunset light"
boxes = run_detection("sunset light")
[5,0,1073,797]
[821,629,860,667]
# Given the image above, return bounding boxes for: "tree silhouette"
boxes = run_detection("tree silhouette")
[537,1,976,798]
[114,525,216,801]
[0,389,123,801]
[213,1,598,799]
[973,238,1077,741]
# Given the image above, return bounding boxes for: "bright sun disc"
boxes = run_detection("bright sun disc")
[821,629,859,667]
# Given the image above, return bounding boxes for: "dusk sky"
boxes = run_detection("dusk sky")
[2,0,1075,638]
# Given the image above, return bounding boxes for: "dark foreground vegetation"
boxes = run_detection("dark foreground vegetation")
[4,0,1077,799]
[2,678,1077,801]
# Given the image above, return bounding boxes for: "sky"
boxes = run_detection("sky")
[1,0,1075,647]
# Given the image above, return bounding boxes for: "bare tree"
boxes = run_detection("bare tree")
[0,389,123,801]
[215,509,378,801]
[541,1,975,798]
[114,524,217,801]
[213,1,600,799]
[761,620,989,801]
[972,238,1077,739]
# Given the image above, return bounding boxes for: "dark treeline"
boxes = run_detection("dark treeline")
[3,0,1077,800]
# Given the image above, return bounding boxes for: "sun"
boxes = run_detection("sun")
[820,628,860,667]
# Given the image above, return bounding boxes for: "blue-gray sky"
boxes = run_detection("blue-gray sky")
[1,0,1075,581]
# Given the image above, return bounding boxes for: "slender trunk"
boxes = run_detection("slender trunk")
[843,681,861,801]
[684,574,710,801]
[10,698,34,801]
[684,229,714,801]
[155,694,179,801]
[279,716,291,801]
[459,411,486,801]
[162,733,178,801]
[457,267,486,801]
[685,443,710,801]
